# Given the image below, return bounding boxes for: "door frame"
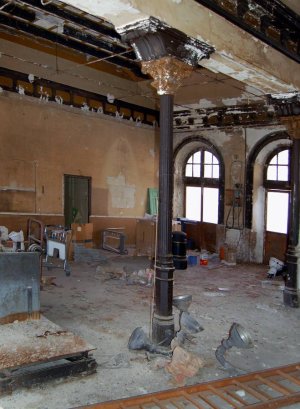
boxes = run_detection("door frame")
[64,174,91,227]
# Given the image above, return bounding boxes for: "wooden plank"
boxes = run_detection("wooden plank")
[152,398,166,409]
[182,391,207,409]
[207,385,240,408]
[194,392,220,409]
[222,387,248,405]
[255,375,292,395]
[239,392,300,409]
[76,363,300,409]
[276,369,300,387]
[233,381,268,402]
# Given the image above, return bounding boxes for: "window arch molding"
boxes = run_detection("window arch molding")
[173,136,225,223]
[245,130,291,229]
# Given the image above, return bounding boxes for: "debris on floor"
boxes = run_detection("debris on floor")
[100,353,131,369]
[41,275,57,287]
[127,268,154,286]
[95,264,154,286]
[74,244,108,263]
[267,256,285,278]
[0,258,299,409]
[95,264,126,281]
[165,345,204,386]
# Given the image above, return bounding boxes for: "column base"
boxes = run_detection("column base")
[152,313,174,347]
[283,287,299,308]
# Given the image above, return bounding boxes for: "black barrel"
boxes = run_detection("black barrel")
[172,231,187,270]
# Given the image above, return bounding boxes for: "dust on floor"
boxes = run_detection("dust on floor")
[0,254,299,409]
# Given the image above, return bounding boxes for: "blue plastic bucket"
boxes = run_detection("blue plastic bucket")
[187,255,198,266]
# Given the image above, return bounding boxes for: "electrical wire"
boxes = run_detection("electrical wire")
[59,50,134,75]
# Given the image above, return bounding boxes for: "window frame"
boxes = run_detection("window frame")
[263,147,291,191]
[263,147,291,234]
[183,148,223,224]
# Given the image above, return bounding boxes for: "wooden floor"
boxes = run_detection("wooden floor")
[78,362,300,409]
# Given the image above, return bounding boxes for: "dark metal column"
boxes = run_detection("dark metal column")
[152,94,175,346]
[284,138,300,307]
[118,18,214,348]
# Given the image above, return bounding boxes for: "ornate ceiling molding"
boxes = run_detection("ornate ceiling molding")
[118,16,215,67]
[194,0,300,63]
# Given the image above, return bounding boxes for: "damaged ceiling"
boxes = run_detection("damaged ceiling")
[0,0,299,130]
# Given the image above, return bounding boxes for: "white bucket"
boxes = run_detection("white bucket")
[8,231,25,251]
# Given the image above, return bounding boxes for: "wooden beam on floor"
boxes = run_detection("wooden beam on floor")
[76,362,300,409]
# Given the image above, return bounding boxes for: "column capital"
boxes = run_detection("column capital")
[118,16,214,95]
[141,56,193,95]
[280,116,300,139]
[118,17,214,66]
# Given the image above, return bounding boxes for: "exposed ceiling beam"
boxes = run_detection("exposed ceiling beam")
[0,12,146,78]
[16,0,121,40]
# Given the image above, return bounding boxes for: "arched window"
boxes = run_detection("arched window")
[264,148,291,234]
[184,149,220,223]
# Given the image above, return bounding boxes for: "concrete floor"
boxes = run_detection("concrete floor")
[0,251,299,409]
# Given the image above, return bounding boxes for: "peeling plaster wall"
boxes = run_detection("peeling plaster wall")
[174,124,289,263]
[0,92,158,244]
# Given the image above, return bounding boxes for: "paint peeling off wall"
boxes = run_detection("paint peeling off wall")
[201,53,298,94]
[245,85,264,96]
[107,173,136,209]
[149,148,155,157]
[222,97,239,106]
[198,99,216,108]
[245,126,286,151]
